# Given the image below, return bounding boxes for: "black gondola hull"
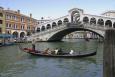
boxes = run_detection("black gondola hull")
[21,48,96,58]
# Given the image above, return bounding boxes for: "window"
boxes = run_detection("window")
[0,28,1,33]
[0,20,2,24]
[14,24,18,29]
[21,17,24,22]
[9,24,11,28]
[21,25,25,29]
[27,26,30,30]
[6,23,9,28]
[0,13,3,17]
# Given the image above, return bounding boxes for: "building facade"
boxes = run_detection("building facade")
[102,10,115,17]
[0,7,38,39]
[0,7,5,34]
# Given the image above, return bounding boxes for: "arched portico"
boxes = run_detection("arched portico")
[20,32,25,38]
[12,31,18,38]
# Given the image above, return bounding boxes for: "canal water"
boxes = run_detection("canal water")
[0,39,103,77]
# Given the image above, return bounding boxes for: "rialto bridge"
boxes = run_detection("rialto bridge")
[27,8,115,41]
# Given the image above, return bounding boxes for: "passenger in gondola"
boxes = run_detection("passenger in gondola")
[43,48,51,54]
[69,50,74,55]
[58,48,63,55]
[54,48,58,55]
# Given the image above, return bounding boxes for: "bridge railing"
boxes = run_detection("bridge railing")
[32,23,68,36]
[30,22,111,39]
[31,22,84,37]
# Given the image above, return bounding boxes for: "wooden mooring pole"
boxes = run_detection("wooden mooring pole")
[103,29,115,77]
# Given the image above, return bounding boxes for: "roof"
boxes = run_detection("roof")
[101,10,115,15]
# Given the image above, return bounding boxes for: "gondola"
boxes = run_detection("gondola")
[20,47,97,58]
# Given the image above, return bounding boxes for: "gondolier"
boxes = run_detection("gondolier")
[32,39,36,51]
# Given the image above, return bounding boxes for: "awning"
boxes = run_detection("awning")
[0,34,14,38]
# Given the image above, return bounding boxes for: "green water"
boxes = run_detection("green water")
[0,39,103,77]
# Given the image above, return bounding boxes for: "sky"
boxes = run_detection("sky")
[0,0,115,20]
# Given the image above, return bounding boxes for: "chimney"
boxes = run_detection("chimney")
[0,6,4,10]
[17,10,20,14]
[30,13,32,18]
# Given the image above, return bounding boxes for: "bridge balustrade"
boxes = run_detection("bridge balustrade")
[32,23,68,36]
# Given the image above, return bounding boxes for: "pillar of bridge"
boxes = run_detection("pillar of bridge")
[103,29,115,77]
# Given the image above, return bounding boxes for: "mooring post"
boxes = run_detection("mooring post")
[103,29,115,77]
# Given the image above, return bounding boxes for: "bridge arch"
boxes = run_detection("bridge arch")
[113,22,115,28]
[37,27,40,32]
[90,17,96,25]
[41,26,45,31]
[63,18,69,23]
[97,19,104,27]
[48,27,104,41]
[58,20,62,26]
[52,22,57,28]
[83,16,89,23]
[70,10,80,23]
[46,24,51,29]
[105,20,112,27]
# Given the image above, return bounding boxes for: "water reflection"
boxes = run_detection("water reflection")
[0,39,103,77]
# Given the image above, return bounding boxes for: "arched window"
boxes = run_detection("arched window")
[83,17,89,23]
[46,24,51,29]
[63,18,69,23]
[52,22,57,28]
[113,22,115,28]
[97,19,104,26]
[20,32,25,38]
[90,18,96,25]
[71,11,80,22]
[37,28,40,32]
[58,20,62,26]
[12,31,18,38]
[0,20,3,24]
[0,13,3,17]
[105,20,112,27]
[41,26,45,31]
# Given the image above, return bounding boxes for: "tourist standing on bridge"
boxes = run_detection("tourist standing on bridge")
[32,39,36,51]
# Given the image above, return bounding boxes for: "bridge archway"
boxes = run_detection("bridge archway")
[97,19,104,27]
[90,17,96,25]
[41,26,45,31]
[113,22,115,28]
[63,18,69,23]
[105,20,112,27]
[48,28,104,41]
[58,20,62,26]
[46,24,51,29]
[37,27,40,32]
[70,10,80,22]
[83,16,89,23]
[52,22,57,28]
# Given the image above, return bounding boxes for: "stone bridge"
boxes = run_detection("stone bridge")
[27,8,115,41]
